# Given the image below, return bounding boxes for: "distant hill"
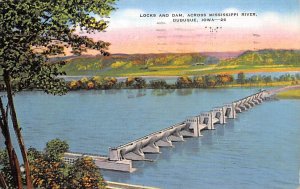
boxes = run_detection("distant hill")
[201,51,243,59]
[220,49,300,66]
[60,49,300,76]
[62,53,216,75]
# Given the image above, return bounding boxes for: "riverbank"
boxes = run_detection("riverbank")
[213,81,298,88]
[276,89,300,99]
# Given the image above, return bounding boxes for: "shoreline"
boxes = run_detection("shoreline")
[276,88,300,99]
[60,68,300,79]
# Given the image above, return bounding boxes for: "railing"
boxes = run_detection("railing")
[113,121,186,149]
[66,151,107,158]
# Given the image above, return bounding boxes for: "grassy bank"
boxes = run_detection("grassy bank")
[215,81,298,88]
[63,63,300,77]
[276,89,300,99]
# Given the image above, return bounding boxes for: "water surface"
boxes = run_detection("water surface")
[8,88,300,189]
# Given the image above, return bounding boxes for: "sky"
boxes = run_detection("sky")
[85,0,300,54]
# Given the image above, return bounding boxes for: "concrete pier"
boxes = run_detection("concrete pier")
[64,89,270,172]
[64,152,136,172]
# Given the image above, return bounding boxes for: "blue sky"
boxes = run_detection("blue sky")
[115,0,300,14]
[92,0,300,53]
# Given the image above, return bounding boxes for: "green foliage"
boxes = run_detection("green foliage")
[45,139,69,161]
[173,55,193,65]
[262,75,272,83]
[62,53,209,76]
[67,157,106,189]
[149,80,169,89]
[203,75,217,87]
[216,74,234,85]
[1,0,116,94]
[277,89,300,99]
[237,72,246,84]
[0,149,14,188]
[220,50,300,66]
[176,76,193,88]
[1,1,116,187]
[66,73,300,91]
[125,77,147,89]
[193,76,205,88]
[111,61,127,69]
[67,76,118,90]
[28,148,66,189]
[28,140,106,189]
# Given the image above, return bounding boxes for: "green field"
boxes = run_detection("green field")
[276,89,300,99]
[61,50,300,77]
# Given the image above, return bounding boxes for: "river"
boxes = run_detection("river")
[5,88,300,189]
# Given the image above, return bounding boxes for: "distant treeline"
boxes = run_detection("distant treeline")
[0,73,298,92]
[66,72,300,90]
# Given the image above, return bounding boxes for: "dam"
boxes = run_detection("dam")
[64,89,271,172]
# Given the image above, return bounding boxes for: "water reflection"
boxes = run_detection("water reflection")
[101,170,131,183]
[151,89,175,96]
[136,89,147,98]
[145,153,160,162]
[216,124,225,137]
[176,89,193,96]
[134,157,159,170]
[104,89,124,95]
[126,89,147,98]
[169,141,186,156]
[201,130,213,145]
[224,119,235,132]
[157,147,174,163]
[181,137,201,155]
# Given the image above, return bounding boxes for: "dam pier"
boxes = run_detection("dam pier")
[64,89,270,172]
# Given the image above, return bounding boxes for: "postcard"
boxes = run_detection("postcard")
[0,0,299,189]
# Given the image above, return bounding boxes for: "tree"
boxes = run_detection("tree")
[202,75,217,88]
[125,77,146,89]
[67,157,106,189]
[193,76,205,88]
[262,75,272,85]
[149,80,168,89]
[0,149,15,188]
[0,98,23,188]
[68,80,81,90]
[45,139,69,161]
[111,61,127,69]
[133,77,146,89]
[173,55,193,65]
[216,74,234,86]
[91,76,103,89]
[204,75,217,87]
[1,1,116,188]
[237,72,246,85]
[103,77,117,89]
[176,76,193,88]
[28,139,106,189]
[28,148,66,189]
